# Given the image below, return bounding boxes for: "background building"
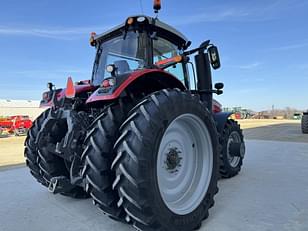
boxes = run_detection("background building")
[0,99,44,120]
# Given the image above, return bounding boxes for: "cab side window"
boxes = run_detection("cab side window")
[153,37,185,83]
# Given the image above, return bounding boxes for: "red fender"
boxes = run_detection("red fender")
[213,99,222,113]
[86,69,186,104]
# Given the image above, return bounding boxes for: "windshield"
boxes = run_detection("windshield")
[92,31,147,86]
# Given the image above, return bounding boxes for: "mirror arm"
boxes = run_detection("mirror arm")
[197,89,223,95]
[183,40,211,56]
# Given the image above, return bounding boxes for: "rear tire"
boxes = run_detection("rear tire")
[112,89,219,231]
[81,103,130,219]
[301,114,308,134]
[25,109,88,198]
[25,109,50,185]
[219,119,244,178]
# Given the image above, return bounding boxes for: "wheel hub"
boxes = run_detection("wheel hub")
[165,148,182,172]
[227,131,242,167]
[157,113,213,215]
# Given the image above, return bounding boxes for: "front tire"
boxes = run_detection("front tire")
[112,89,219,231]
[302,114,308,134]
[219,119,244,178]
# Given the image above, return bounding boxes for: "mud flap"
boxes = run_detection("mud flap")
[213,112,233,134]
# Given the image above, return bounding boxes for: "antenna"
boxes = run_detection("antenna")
[139,0,144,14]
[153,0,161,16]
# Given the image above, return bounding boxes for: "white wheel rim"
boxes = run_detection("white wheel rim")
[227,131,241,167]
[157,113,213,215]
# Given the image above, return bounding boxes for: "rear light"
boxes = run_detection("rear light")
[102,80,110,88]
[43,92,49,100]
[109,79,115,86]
[101,78,116,88]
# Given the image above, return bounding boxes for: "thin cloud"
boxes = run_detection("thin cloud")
[272,42,308,51]
[171,0,305,26]
[239,62,261,69]
[2,69,91,80]
[234,87,268,94]
[170,9,252,26]
[171,8,251,26]
[0,26,109,40]
[227,62,261,70]
[10,69,89,74]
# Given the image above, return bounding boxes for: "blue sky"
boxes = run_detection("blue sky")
[0,0,307,111]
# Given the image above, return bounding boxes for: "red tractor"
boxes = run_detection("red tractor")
[24,3,245,230]
[0,115,32,136]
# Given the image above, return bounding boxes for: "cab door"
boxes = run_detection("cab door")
[153,37,190,88]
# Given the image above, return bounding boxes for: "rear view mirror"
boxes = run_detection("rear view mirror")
[208,46,221,69]
[214,82,224,90]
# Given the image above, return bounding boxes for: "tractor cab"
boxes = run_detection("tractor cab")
[90,16,190,87]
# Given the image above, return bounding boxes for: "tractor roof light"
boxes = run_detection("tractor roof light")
[154,0,161,13]
[90,32,97,47]
[137,16,146,22]
[127,17,134,25]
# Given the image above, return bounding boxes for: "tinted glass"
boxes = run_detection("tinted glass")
[92,32,147,86]
[153,37,185,82]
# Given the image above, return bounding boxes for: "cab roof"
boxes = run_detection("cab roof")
[94,15,189,49]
